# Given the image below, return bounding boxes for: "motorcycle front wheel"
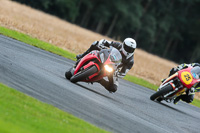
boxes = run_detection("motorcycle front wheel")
[70,65,98,83]
[65,67,73,80]
[150,84,173,101]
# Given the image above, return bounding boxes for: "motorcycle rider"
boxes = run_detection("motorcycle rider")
[165,63,200,104]
[76,38,137,93]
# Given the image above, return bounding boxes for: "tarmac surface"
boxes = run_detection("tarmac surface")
[0,35,200,133]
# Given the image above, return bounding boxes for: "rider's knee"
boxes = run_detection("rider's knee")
[182,95,194,103]
[185,98,193,103]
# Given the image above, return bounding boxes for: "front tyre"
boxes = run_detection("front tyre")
[150,84,173,101]
[70,66,98,83]
[65,71,72,80]
[65,67,74,80]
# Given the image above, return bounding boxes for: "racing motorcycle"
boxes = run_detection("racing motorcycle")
[150,66,200,102]
[65,46,122,83]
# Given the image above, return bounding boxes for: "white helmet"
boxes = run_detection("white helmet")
[121,38,137,59]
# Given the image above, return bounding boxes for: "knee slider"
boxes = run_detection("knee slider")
[186,99,193,103]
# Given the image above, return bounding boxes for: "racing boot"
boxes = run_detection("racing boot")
[97,79,117,93]
[173,96,181,104]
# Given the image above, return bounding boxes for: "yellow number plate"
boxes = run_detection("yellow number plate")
[181,72,193,85]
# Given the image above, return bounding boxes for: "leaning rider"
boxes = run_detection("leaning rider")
[165,63,200,104]
[76,38,137,93]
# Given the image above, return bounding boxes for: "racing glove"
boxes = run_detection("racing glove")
[98,39,112,47]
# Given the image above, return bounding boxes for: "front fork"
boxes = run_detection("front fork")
[158,78,185,102]
[163,84,186,102]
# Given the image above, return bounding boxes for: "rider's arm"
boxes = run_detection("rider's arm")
[109,41,122,49]
[117,61,134,78]
[176,63,200,70]
[169,63,190,76]
[169,63,200,77]
[191,63,200,67]
[117,67,130,78]
[99,39,122,49]
[98,39,112,47]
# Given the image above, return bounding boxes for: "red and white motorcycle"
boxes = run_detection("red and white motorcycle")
[65,46,122,83]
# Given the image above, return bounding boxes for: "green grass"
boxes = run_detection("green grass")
[0,26,200,108]
[191,99,200,108]
[0,83,109,133]
[124,74,158,91]
[0,26,76,61]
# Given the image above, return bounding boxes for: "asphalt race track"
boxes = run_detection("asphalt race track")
[0,35,200,133]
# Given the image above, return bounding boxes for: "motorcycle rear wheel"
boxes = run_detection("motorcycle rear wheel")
[70,66,98,83]
[150,84,173,101]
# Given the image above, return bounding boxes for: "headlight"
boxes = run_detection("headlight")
[104,65,113,72]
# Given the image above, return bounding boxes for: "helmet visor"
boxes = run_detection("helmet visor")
[123,43,135,53]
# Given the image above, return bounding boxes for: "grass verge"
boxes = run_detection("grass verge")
[0,26,76,61]
[0,26,200,108]
[124,74,158,90]
[0,83,109,133]
[191,99,200,108]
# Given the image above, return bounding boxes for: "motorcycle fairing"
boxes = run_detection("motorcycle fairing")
[178,67,199,89]
[74,51,101,75]
[83,61,100,80]
[159,73,178,90]
[85,55,115,82]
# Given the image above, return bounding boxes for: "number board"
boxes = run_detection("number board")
[181,72,193,85]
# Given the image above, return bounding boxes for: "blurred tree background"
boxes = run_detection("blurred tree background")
[12,0,200,63]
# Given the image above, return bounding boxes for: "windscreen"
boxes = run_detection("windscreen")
[109,47,122,64]
[191,66,200,79]
[99,47,122,65]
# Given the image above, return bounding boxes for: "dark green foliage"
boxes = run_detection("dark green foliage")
[12,0,200,63]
